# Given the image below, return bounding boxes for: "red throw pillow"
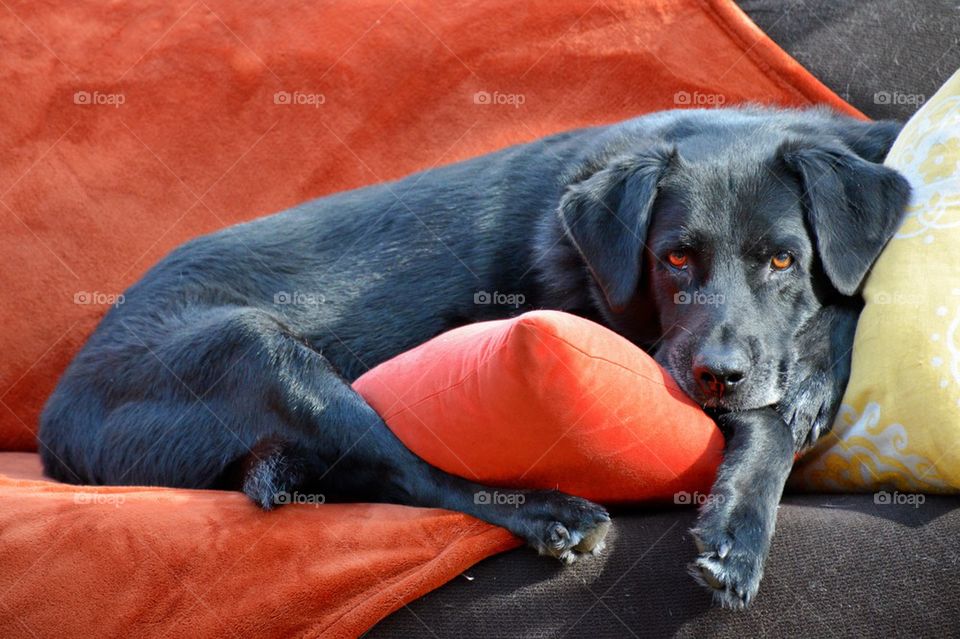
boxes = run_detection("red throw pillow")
[353,311,723,503]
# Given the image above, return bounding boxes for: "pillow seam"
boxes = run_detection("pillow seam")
[378,317,697,422]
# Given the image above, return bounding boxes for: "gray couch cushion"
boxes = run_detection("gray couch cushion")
[369,495,960,637]
[738,0,960,120]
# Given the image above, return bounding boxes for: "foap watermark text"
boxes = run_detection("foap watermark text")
[474,490,525,508]
[474,290,525,308]
[874,490,925,508]
[75,291,125,307]
[274,91,326,108]
[473,90,525,108]
[74,492,125,507]
[74,90,125,108]
[874,91,925,107]
[674,291,724,306]
[674,490,724,506]
[274,291,326,307]
[273,491,326,507]
[674,90,726,107]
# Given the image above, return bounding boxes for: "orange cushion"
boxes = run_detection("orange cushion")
[0,452,519,638]
[354,311,724,503]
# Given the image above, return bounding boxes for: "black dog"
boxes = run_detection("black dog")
[39,106,909,608]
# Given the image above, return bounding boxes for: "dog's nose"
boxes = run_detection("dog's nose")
[693,348,747,398]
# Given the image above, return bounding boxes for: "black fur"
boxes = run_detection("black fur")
[38,106,910,604]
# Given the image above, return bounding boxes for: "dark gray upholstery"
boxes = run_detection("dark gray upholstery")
[738,0,960,120]
[370,5,960,636]
[369,496,960,637]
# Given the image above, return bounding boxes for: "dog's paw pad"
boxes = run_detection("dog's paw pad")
[689,527,763,609]
[573,519,611,554]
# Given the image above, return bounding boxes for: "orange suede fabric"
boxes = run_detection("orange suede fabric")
[0,0,857,636]
[355,311,724,503]
[0,453,519,637]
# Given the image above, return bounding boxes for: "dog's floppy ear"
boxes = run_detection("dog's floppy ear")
[825,117,903,163]
[558,146,674,311]
[781,139,910,295]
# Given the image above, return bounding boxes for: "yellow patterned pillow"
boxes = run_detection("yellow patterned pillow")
[791,69,960,493]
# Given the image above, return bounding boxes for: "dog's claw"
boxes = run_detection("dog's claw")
[548,522,571,550]
[717,541,731,559]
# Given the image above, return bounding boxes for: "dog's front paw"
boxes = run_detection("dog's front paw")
[519,492,611,563]
[689,500,770,608]
[689,407,793,609]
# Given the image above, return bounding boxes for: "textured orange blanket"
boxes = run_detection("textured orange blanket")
[0,0,855,636]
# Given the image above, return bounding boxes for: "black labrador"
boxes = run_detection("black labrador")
[39,106,910,608]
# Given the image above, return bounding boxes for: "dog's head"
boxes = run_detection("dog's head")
[556,108,910,411]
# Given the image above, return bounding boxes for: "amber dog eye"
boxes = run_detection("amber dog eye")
[667,250,688,269]
[770,252,794,270]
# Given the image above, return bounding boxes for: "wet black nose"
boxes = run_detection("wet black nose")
[693,348,748,398]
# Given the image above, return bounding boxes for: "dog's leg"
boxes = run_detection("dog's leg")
[777,304,861,450]
[241,346,612,562]
[689,407,794,608]
[61,307,610,562]
[687,305,860,605]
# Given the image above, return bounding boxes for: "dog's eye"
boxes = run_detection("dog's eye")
[667,250,688,269]
[770,252,794,271]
